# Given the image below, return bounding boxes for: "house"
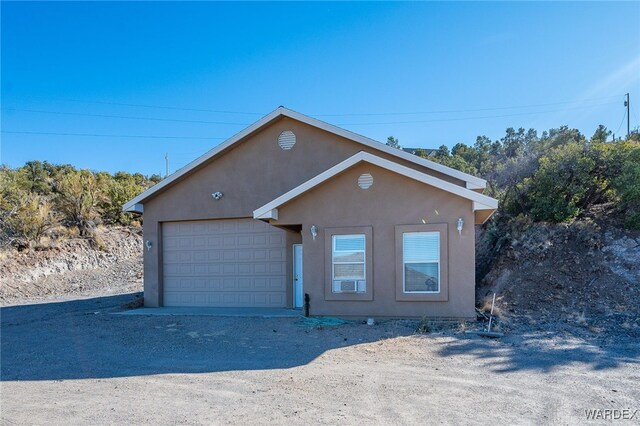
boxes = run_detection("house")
[402,147,437,157]
[123,107,497,318]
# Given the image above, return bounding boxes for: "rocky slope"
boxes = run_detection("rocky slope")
[0,226,142,304]
[477,217,640,341]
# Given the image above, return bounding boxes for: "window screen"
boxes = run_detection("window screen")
[403,232,440,293]
[332,234,366,293]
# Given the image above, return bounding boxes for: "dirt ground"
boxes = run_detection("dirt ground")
[1,293,638,425]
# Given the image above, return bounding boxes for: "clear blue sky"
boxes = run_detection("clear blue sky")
[2,1,639,176]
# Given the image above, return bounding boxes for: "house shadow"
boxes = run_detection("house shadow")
[1,293,414,381]
[431,329,640,374]
[2,293,638,382]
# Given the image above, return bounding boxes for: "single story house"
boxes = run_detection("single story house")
[123,107,497,318]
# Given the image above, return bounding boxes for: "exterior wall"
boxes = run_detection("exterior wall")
[274,163,476,318]
[141,117,465,307]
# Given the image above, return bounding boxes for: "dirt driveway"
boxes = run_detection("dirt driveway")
[1,293,639,425]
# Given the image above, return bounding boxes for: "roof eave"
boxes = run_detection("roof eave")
[123,106,488,210]
[253,151,498,220]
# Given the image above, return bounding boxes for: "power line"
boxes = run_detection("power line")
[13,94,622,117]
[614,109,627,137]
[32,97,265,116]
[2,98,616,126]
[1,130,225,140]
[319,96,622,117]
[3,101,619,129]
[335,102,619,125]
[625,93,630,137]
[1,108,249,126]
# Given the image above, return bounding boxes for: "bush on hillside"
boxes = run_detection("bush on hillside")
[0,161,159,247]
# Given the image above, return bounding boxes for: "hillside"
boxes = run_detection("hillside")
[0,226,142,304]
[476,207,640,341]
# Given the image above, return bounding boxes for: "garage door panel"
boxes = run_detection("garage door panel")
[162,219,287,307]
[163,291,286,307]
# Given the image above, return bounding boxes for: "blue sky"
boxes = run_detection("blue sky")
[2,1,639,176]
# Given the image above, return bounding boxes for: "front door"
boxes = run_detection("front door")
[293,244,303,308]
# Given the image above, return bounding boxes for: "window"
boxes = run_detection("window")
[403,232,440,293]
[325,227,372,301]
[332,234,366,293]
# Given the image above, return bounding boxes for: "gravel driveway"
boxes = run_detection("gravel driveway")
[1,293,639,425]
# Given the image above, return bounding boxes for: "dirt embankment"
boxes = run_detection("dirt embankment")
[477,218,640,341]
[0,226,143,304]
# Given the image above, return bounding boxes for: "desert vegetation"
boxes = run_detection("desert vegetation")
[2,125,639,254]
[0,162,160,249]
[390,126,640,261]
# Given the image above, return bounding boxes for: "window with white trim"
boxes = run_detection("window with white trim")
[332,234,366,293]
[403,232,440,293]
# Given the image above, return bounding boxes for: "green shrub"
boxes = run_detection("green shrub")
[55,169,106,236]
[4,194,59,247]
[612,142,640,229]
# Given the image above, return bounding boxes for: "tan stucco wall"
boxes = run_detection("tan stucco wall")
[141,116,468,308]
[274,163,476,318]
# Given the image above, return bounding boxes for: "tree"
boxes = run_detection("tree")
[100,172,146,225]
[524,141,609,222]
[502,127,526,158]
[386,136,401,149]
[612,140,640,228]
[55,169,106,236]
[591,125,611,144]
[434,145,450,159]
[4,194,59,247]
[19,161,52,194]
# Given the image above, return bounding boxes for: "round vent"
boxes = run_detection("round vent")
[278,130,296,150]
[358,173,373,189]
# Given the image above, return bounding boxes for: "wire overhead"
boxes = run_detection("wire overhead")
[8,94,622,118]
[2,100,619,127]
[31,97,266,116]
[335,102,619,126]
[317,95,622,117]
[2,108,249,126]
[0,130,225,140]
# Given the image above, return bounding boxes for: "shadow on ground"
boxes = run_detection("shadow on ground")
[1,293,412,381]
[2,293,638,381]
[433,332,639,374]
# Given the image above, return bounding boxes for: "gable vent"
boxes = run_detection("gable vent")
[278,131,296,150]
[358,173,374,189]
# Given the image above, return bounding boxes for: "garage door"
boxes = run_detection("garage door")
[162,219,287,307]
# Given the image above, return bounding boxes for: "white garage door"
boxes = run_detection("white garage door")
[162,219,287,307]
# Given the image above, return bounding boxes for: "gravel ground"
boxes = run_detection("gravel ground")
[1,292,639,425]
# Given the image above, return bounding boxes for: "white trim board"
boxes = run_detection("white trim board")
[253,151,498,220]
[123,106,487,213]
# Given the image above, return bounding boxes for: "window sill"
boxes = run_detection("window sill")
[325,291,373,302]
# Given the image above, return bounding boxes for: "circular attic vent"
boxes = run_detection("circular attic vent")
[278,130,296,150]
[358,173,374,189]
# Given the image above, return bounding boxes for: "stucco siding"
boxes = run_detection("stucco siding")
[141,117,467,307]
[274,163,476,318]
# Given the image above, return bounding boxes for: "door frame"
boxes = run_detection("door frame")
[293,244,303,309]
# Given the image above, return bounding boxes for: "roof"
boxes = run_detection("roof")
[123,106,487,213]
[253,151,498,223]
[402,147,437,156]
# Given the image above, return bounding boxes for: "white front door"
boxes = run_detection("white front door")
[293,244,303,308]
